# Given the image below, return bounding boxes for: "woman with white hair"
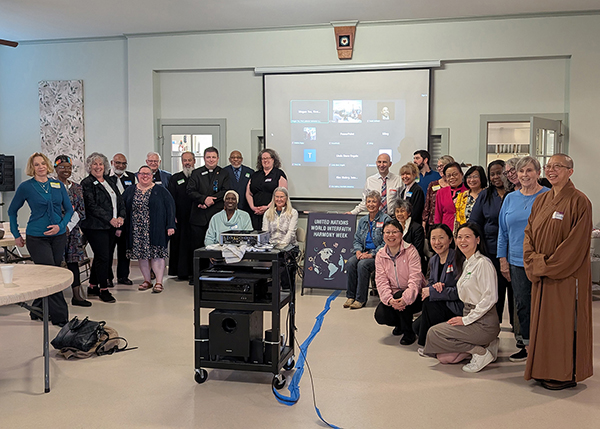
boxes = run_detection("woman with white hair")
[80,152,125,303]
[204,190,253,246]
[262,187,299,290]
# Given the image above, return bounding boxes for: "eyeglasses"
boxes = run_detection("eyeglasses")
[503,168,516,176]
[56,165,72,170]
[384,230,401,235]
[445,172,462,179]
[261,157,272,161]
[146,160,159,164]
[543,163,569,171]
[114,161,127,166]
[230,156,242,160]
[138,173,152,177]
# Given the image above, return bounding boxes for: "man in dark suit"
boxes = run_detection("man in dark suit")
[108,153,136,285]
[187,147,230,254]
[168,151,196,281]
[146,151,172,188]
[223,150,254,215]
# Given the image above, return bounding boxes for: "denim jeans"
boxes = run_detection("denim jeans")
[509,265,532,345]
[345,255,375,304]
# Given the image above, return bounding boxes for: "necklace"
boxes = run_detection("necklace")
[37,180,50,194]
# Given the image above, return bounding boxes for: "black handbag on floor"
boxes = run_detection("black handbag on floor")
[51,316,106,352]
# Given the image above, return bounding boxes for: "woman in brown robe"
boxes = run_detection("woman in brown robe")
[523,154,593,390]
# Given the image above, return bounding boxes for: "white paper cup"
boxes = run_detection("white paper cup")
[1,265,14,284]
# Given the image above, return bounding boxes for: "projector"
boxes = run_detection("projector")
[220,230,270,246]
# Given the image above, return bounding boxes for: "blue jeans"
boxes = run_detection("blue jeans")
[345,255,375,304]
[510,265,531,345]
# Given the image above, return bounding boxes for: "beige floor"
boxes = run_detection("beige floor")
[1,264,599,429]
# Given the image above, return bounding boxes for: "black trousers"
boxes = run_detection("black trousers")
[250,212,264,231]
[491,255,514,327]
[190,224,210,273]
[374,289,422,336]
[412,297,459,346]
[108,230,130,280]
[26,234,69,325]
[168,221,193,279]
[82,228,116,289]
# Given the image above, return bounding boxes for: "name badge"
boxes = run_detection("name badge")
[50,182,61,189]
[376,222,384,228]
[201,171,208,175]
[406,191,413,197]
[93,180,99,185]
[389,189,397,195]
[231,224,239,230]
[177,178,185,185]
[155,181,162,185]
[245,172,250,178]
[446,264,454,273]
[124,180,132,186]
[552,211,564,220]
[432,185,441,191]
[265,178,272,182]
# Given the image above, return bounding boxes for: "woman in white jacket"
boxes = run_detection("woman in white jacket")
[262,187,298,290]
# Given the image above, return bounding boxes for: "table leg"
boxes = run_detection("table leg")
[42,296,50,393]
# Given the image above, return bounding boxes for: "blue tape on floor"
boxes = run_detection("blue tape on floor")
[273,289,341,428]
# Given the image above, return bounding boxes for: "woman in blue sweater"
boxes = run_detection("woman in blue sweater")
[498,156,549,362]
[8,152,74,326]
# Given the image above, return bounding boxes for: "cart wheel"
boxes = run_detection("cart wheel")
[272,374,286,390]
[194,369,208,384]
[283,358,295,370]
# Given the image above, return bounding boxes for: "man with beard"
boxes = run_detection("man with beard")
[168,151,196,281]
[187,147,230,254]
[108,153,136,285]
[146,151,172,188]
[413,150,441,193]
[223,150,254,214]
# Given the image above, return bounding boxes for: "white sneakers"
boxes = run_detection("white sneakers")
[462,349,494,373]
[488,337,499,362]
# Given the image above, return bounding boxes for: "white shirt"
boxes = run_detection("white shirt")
[351,171,402,215]
[100,180,118,219]
[457,251,498,326]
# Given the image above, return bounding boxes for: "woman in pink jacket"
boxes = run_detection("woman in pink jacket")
[434,162,467,231]
[375,218,426,345]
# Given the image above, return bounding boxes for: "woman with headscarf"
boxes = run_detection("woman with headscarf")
[204,190,253,246]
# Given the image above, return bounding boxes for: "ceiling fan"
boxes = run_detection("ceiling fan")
[0,39,18,48]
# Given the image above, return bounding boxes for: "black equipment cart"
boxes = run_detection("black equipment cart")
[193,247,296,389]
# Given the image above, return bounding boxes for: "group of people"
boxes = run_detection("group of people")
[344,150,592,390]
[8,147,300,322]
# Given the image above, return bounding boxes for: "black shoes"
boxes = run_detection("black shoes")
[392,326,402,336]
[99,289,116,303]
[541,379,577,390]
[87,286,100,296]
[106,279,115,288]
[118,277,133,285]
[509,348,528,362]
[72,297,92,307]
[400,333,416,346]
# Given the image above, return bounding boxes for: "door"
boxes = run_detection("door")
[530,116,561,174]
[161,124,222,172]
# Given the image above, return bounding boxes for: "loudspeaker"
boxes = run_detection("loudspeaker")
[250,339,264,364]
[209,310,263,358]
[197,324,210,361]
[0,155,15,192]
[264,329,283,364]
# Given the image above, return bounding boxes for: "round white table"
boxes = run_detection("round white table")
[0,264,73,393]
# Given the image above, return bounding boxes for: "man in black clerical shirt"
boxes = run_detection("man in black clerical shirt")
[187,147,230,253]
[168,151,196,281]
[109,153,136,285]
[223,150,254,215]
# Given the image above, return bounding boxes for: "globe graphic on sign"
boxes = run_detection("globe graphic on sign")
[311,246,345,280]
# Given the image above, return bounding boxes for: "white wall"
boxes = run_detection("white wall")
[1,14,599,223]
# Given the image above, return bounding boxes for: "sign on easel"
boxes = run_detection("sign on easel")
[302,213,356,292]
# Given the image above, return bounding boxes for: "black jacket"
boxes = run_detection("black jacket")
[186,166,230,226]
[223,164,254,212]
[399,183,425,225]
[80,174,126,230]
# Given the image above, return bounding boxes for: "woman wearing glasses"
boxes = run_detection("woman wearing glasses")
[498,156,549,362]
[123,165,176,294]
[246,149,288,230]
[454,166,487,229]
[434,162,467,232]
[374,219,426,345]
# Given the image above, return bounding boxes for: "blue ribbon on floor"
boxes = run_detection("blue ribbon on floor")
[273,289,341,428]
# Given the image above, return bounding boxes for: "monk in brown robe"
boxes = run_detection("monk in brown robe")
[523,154,593,390]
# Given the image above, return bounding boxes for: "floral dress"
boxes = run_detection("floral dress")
[126,187,169,260]
[65,181,86,263]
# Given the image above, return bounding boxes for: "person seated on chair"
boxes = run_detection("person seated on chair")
[393,199,427,274]
[344,191,391,310]
[412,223,463,356]
[374,219,426,345]
[423,223,500,373]
[262,187,299,291]
[204,190,253,246]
